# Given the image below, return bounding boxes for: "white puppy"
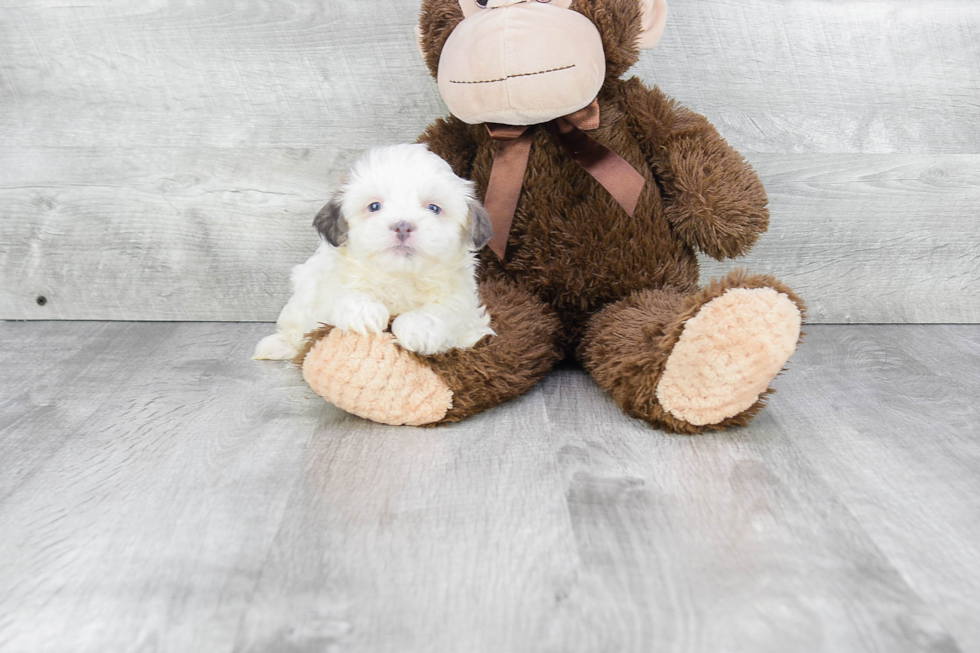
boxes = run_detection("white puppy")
[254,143,495,361]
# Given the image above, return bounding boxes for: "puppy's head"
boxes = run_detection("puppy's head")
[314,144,492,268]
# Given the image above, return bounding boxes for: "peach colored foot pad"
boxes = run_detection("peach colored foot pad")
[657,288,802,426]
[301,330,453,427]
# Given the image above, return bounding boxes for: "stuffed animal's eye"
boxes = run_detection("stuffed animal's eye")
[368,202,382,212]
[427,204,442,215]
[475,0,488,7]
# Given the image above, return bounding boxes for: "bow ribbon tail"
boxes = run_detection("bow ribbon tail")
[552,120,645,218]
[482,99,645,261]
[484,127,534,259]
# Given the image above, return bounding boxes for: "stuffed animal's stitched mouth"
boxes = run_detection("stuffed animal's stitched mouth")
[448,64,575,85]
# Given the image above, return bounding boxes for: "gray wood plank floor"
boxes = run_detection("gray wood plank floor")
[0,322,978,653]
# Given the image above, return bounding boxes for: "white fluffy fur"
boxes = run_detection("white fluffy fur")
[254,144,494,360]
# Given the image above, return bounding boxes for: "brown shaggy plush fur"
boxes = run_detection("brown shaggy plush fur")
[294,324,334,368]
[300,0,805,433]
[579,269,806,434]
[414,277,563,423]
[297,279,563,425]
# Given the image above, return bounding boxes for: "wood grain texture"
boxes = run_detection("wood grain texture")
[639,0,980,155]
[0,322,978,652]
[776,325,980,651]
[0,322,326,652]
[1,0,978,153]
[1,0,979,322]
[2,149,977,322]
[702,154,980,323]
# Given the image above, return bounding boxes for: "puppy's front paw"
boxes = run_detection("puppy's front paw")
[332,296,390,335]
[392,311,456,355]
[253,332,300,360]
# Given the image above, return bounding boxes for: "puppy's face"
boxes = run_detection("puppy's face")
[315,144,492,270]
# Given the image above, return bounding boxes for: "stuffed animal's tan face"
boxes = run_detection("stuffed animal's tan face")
[426,0,668,126]
[438,1,604,125]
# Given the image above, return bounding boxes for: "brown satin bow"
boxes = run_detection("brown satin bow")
[482,98,646,259]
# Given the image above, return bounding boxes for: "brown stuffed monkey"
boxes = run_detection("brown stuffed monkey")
[298,0,805,433]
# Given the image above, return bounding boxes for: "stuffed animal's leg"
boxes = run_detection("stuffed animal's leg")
[297,277,563,426]
[579,270,805,434]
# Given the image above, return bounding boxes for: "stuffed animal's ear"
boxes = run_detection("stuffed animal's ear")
[467,198,493,250]
[313,193,348,247]
[637,0,667,49]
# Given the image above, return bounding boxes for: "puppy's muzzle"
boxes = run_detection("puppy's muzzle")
[391,221,416,242]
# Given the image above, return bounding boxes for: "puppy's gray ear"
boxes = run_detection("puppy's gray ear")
[313,193,347,247]
[467,199,493,251]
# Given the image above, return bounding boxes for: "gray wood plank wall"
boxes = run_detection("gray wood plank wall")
[1,0,978,322]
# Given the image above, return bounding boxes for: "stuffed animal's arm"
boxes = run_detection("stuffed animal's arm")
[623,79,768,260]
[416,115,479,180]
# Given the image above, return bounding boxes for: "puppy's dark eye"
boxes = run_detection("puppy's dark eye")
[427,204,442,215]
[475,0,488,7]
[368,202,382,212]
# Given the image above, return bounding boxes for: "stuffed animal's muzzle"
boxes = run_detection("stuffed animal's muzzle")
[436,1,606,126]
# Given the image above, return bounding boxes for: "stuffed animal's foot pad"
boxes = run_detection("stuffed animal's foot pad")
[301,330,453,426]
[657,288,802,426]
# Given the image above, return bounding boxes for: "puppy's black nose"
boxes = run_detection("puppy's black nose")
[391,221,415,241]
